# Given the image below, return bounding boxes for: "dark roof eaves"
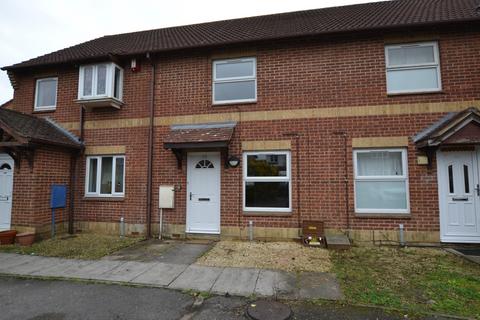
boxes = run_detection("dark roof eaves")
[3,16,480,72]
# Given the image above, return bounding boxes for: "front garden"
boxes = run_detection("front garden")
[0,233,142,259]
[198,240,480,319]
[1,235,479,318]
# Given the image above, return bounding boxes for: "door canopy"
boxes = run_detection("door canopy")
[0,108,82,166]
[163,122,236,168]
[414,107,480,149]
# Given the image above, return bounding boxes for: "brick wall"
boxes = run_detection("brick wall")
[11,147,72,235]
[8,24,480,238]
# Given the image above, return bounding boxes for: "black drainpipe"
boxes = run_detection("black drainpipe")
[146,53,155,238]
[68,106,85,234]
[333,130,350,236]
[68,152,77,234]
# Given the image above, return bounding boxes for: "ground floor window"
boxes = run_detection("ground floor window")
[354,148,409,214]
[243,151,291,212]
[85,155,125,197]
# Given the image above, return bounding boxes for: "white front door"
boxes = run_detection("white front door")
[437,150,480,243]
[186,152,221,234]
[0,154,14,231]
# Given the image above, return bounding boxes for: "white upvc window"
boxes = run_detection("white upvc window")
[85,155,125,197]
[354,149,410,214]
[243,151,291,212]
[385,41,441,94]
[213,57,257,104]
[34,77,58,111]
[78,63,123,101]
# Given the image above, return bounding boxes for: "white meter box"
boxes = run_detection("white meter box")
[159,186,175,208]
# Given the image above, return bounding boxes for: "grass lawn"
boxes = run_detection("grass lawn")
[331,247,480,319]
[0,234,143,260]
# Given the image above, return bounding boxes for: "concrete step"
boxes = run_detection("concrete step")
[325,235,351,250]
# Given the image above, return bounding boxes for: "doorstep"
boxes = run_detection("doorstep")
[445,247,480,265]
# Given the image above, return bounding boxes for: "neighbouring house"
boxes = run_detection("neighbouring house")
[0,99,13,110]
[1,0,480,244]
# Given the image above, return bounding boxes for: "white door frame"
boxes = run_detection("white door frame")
[0,153,14,231]
[437,149,480,243]
[186,152,221,234]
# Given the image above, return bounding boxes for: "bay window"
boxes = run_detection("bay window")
[243,151,291,212]
[354,149,409,214]
[85,155,125,197]
[78,63,123,101]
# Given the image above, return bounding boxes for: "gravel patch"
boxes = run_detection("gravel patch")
[195,240,331,273]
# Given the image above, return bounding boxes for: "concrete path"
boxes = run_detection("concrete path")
[102,239,213,265]
[0,252,343,300]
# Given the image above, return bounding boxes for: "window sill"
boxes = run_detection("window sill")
[387,90,444,97]
[213,100,257,107]
[243,211,292,217]
[354,213,411,219]
[75,97,124,110]
[83,196,125,202]
[33,108,56,114]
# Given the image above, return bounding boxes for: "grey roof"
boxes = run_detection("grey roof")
[413,112,458,143]
[3,0,480,71]
[0,108,82,149]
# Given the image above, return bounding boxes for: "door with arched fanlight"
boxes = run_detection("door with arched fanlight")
[186,152,221,234]
[0,154,14,230]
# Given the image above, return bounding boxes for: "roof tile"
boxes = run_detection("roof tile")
[3,0,480,70]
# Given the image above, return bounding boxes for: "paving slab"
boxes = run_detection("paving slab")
[254,270,296,297]
[169,264,223,292]
[297,272,343,300]
[61,260,126,280]
[0,254,38,272]
[31,259,95,277]
[5,256,65,275]
[131,263,188,286]
[99,261,157,282]
[211,267,259,296]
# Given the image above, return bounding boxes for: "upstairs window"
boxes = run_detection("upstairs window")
[213,57,256,104]
[34,77,57,111]
[385,42,441,94]
[78,63,123,101]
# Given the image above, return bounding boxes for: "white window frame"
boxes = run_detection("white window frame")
[243,151,291,213]
[78,62,123,101]
[85,155,125,197]
[354,148,410,214]
[34,77,58,111]
[212,57,257,105]
[385,41,442,94]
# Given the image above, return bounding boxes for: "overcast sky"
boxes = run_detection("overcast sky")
[0,0,380,104]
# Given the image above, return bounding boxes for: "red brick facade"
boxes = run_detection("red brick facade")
[5,24,480,242]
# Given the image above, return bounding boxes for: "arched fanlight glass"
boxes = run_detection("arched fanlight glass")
[0,163,11,170]
[195,159,214,169]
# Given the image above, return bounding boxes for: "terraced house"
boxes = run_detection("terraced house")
[1,0,480,244]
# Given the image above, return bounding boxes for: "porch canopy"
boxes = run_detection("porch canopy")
[163,122,236,168]
[0,108,82,165]
[414,107,480,149]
